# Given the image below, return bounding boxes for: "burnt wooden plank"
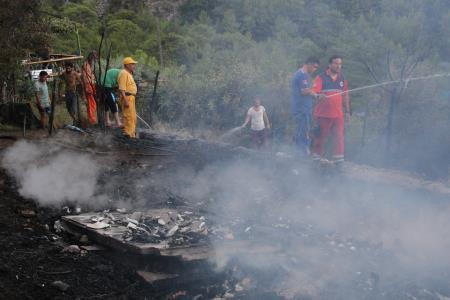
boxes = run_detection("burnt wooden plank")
[61,214,212,259]
[61,213,281,261]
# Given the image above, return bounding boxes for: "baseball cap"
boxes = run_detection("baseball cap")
[123,57,138,65]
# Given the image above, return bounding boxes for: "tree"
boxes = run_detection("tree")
[336,0,446,155]
[0,0,48,99]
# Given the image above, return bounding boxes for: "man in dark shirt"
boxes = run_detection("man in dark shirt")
[291,57,320,156]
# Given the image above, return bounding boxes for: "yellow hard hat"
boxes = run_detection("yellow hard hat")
[123,57,138,65]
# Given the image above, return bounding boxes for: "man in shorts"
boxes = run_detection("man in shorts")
[34,71,51,128]
[61,62,82,125]
[102,68,123,127]
[241,97,271,149]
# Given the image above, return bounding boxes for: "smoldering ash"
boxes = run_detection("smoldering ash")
[169,158,450,296]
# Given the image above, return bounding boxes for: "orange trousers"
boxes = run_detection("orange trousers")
[86,93,97,125]
[312,116,344,160]
[121,96,136,138]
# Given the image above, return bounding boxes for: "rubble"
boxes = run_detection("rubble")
[71,209,220,247]
[136,270,179,284]
[79,235,89,243]
[51,280,70,291]
[53,220,64,233]
[80,245,105,251]
[62,245,81,254]
[19,209,36,218]
[122,210,212,246]
[86,221,110,229]
[44,131,450,299]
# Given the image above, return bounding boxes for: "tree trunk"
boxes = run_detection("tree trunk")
[361,98,370,147]
[148,70,160,126]
[156,16,164,69]
[49,78,58,136]
[385,89,398,155]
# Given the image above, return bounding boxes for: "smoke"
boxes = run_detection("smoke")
[167,157,450,297]
[1,140,104,207]
[5,135,448,296]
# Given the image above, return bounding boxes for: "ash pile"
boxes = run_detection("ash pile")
[85,209,229,247]
[85,208,253,247]
[120,210,209,246]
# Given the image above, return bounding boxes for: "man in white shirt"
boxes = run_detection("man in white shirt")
[241,97,271,148]
[34,71,51,128]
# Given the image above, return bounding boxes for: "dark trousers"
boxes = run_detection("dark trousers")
[294,112,312,155]
[104,88,118,113]
[252,128,268,148]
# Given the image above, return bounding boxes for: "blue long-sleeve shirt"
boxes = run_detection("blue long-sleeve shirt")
[291,68,313,115]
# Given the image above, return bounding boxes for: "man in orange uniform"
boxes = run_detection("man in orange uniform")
[82,51,98,125]
[312,55,350,163]
[118,57,138,138]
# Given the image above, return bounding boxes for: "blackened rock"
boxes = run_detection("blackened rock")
[51,280,70,291]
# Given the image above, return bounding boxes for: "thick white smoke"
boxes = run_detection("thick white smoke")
[2,140,103,207]
[169,158,450,297]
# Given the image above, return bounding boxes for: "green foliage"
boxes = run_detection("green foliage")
[62,2,97,25]
[5,0,450,176]
[1,0,450,177]
[0,0,48,82]
[107,19,145,56]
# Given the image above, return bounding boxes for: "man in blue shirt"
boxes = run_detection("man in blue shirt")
[291,57,320,155]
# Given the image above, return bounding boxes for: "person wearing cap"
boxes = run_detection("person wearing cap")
[81,51,98,125]
[34,71,51,128]
[118,57,138,138]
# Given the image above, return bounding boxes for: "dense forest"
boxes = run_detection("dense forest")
[1,0,450,178]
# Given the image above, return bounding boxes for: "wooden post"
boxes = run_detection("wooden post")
[49,78,58,136]
[98,43,112,130]
[156,15,164,69]
[385,89,397,154]
[94,32,105,128]
[22,114,26,138]
[149,70,160,126]
[75,24,82,56]
[361,98,370,147]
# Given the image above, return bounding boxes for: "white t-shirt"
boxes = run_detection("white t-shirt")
[247,105,266,131]
[34,81,50,108]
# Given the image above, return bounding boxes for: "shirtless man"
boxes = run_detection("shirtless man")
[61,62,82,125]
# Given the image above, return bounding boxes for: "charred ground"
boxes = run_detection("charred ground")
[1,129,450,300]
